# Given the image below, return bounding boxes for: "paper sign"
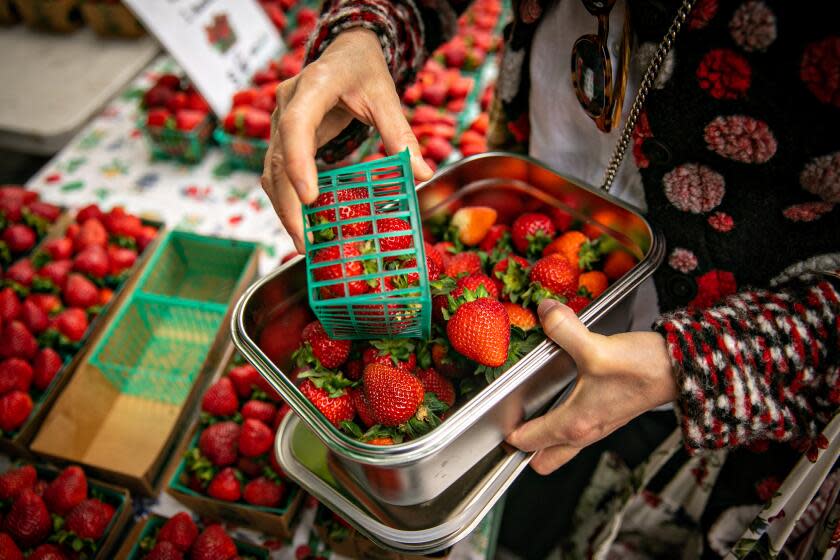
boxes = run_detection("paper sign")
[124,0,283,116]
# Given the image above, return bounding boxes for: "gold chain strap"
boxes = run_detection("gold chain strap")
[600,0,698,192]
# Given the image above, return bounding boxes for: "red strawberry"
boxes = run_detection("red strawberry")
[363,363,425,426]
[74,218,107,250]
[312,187,372,239]
[450,206,497,246]
[417,368,455,407]
[198,421,240,466]
[38,259,72,290]
[0,532,22,560]
[345,359,363,381]
[311,243,370,299]
[44,466,87,515]
[424,242,445,273]
[276,52,303,79]
[528,255,581,302]
[64,274,99,309]
[65,498,114,540]
[375,218,412,254]
[0,358,32,395]
[237,456,262,478]
[73,245,109,278]
[243,477,284,507]
[512,213,556,257]
[299,380,354,428]
[0,465,36,500]
[4,489,50,547]
[454,272,499,300]
[26,543,67,560]
[296,6,317,26]
[478,224,511,253]
[55,308,88,342]
[175,109,205,132]
[492,255,531,302]
[158,512,198,551]
[201,377,239,417]
[6,259,35,287]
[226,364,261,398]
[350,388,376,428]
[32,348,62,391]
[137,226,157,251]
[241,400,276,423]
[444,251,482,278]
[273,403,291,431]
[26,202,60,222]
[102,209,143,239]
[0,289,20,322]
[239,418,273,457]
[144,83,174,108]
[566,294,592,313]
[0,321,37,360]
[146,108,170,128]
[146,541,184,560]
[362,340,416,372]
[300,320,351,369]
[28,293,61,315]
[423,137,452,163]
[3,225,36,254]
[243,108,271,139]
[398,254,441,284]
[107,246,137,275]
[256,305,312,367]
[207,468,241,502]
[75,204,103,224]
[0,198,23,223]
[190,525,237,560]
[503,302,538,331]
[446,298,510,367]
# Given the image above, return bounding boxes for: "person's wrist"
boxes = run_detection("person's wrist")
[637,331,678,407]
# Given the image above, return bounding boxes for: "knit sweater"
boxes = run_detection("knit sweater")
[304,0,840,456]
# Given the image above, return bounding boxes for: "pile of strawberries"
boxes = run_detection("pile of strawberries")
[0,186,62,267]
[0,464,117,559]
[278,186,638,444]
[138,512,248,560]
[434,0,503,71]
[182,357,293,509]
[143,74,213,134]
[0,204,157,434]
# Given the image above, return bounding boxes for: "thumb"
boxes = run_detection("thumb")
[537,299,594,365]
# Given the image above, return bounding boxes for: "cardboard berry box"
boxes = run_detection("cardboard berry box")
[115,513,269,560]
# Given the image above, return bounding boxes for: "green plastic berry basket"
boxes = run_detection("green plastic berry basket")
[302,149,431,340]
[89,292,227,405]
[215,128,269,173]
[139,115,215,165]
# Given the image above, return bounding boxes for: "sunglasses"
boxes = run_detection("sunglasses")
[571,0,631,132]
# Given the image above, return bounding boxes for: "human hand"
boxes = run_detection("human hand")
[506,299,677,475]
[261,28,434,252]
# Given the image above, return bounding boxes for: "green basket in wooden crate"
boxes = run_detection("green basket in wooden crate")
[89,293,226,404]
[135,230,256,304]
[302,149,431,340]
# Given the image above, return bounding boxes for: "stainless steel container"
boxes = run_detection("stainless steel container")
[233,152,664,506]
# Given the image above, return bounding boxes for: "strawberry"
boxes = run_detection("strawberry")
[65,498,114,540]
[167,91,188,113]
[28,293,61,315]
[602,250,637,281]
[312,187,372,239]
[201,377,239,417]
[491,255,531,302]
[55,308,88,342]
[350,388,376,428]
[0,532,22,560]
[273,403,291,432]
[44,465,87,515]
[527,255,580,302]
[397,255,440,284]
[543,231,598,270]
[422,136,452,163]
[503,303,538,331]
[27,544,66,560]
[146,108,171,128]
[73,245,109,278]
[512,213,556,257]
[0,321,37,360]
[417,368,455,407]
[237,456,262,478]
[302,321,353,371]
[33,348,63,391]
[578,270,609,298]
[64,274,99,309]
[227,364,261,398]
[6,259,35,287]
[256,305,311,366]
[3,225,36,254]
[37,259,72,290]
[420,82,447,106]
[363,364,425,426]
[144,84,175,109]
[146,541,184,560]
[103,208,143,239]
[478,224,511,253]
[26,202,60,222]
[375,218,413,254]
[362,339,416,372]
[74,218,108,250]
[107,245,137,275]
[0,465,36,500]
[424,242,445,273]
[277,52,303,80]
[137,225,158,251]
[444,251,482,278]
[366,437,395,446]
[450,206,497,246]
[446,297,510,367]
[454,272,499,300]
[75,204,103,224]
[199,421,240,467]
[0,358,32,394]
[345,359,363,381]
[311,243,370,299]
[158,512,198,551]
[0,197,23,223]
[299,380,354,428]
[296,6,317,26]
[0,289,20,322]
[566,295,592,313]
[175,109,206,132]
[190,525,237,560]
[41,238,71,262]
[4,489,50,547]
[241,400,276,423]
[207,468,241,502]
[243,477,284,507]
[239,418,273,457]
